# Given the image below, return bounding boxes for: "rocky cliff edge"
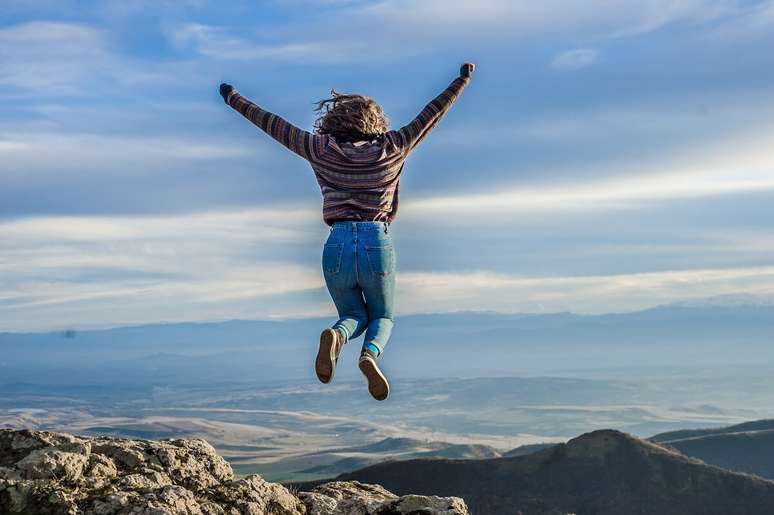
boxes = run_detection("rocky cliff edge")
[0,429,468,515]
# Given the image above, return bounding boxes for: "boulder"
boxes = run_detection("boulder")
[0,429,469,515]
[300,481,469,514]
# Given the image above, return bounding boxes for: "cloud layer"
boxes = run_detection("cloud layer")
[2,1,774,330]
[3,205,773,330]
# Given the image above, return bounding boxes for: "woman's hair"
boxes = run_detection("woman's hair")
[314,89,389,143]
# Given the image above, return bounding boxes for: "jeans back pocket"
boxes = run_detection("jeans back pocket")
[365,244,395,276]
[322,243,344,275]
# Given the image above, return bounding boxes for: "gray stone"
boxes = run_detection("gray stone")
[0,429,469,515]
[17,448,89,481]
[88,453,119,479]
[300,480,469,515]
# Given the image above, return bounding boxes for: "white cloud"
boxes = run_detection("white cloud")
[0,132,257,176]
[2,199,774,330]
[551,48,599,70]
[164,1,745,64]
[165,23,381,63]
[0,21,193,96]
[347,0,738,41]
[702,0,774,40]
[396,266,774,315]
[405,124,774,215]
[0,207,324,330]
[2,111,774,330]
[0,22,107,93]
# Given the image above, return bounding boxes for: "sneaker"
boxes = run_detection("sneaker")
[316,328,343,384]
[358,350,390,401]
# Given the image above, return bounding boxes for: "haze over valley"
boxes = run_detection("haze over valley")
[2,298,773,482]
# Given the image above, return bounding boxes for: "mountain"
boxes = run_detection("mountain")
[651,419,774,480]
[241,437,503,480]
[0,428,468,515]
[651,418,774,442]
[2,300,774,385]
[667,293,774,308]
[502,442,557,457]
[325,429,774,515]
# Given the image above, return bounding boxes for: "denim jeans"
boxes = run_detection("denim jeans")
[322,221,395,355]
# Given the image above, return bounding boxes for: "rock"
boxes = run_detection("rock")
[153,438,233,490]
[391,494,469,514]
[91,441,147,470]
[299,480,469,515]
[86,454,118,479]
[208,475,306,514]
[116,471,173,492]
[0,429,469,515]
[17,448,89,481]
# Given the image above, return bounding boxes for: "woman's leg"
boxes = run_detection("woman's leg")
[326,282,369,342]
[357,228,396,356]
[318,227,370,383]
[322,228,369,342]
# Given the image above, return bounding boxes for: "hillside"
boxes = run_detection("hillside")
[651,419,774,479]
[651,419,774,442]
[0,429,468,515]
[329,429,774,515]
[238,436,503,480]
[502,442,557,457]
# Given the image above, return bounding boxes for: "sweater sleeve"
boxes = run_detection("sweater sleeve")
[395,75,470,154]
[226,89,320,161]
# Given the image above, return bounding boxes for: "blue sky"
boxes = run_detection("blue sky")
[2,0,774,330]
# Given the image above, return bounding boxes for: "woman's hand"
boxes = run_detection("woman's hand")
[460,63,475,78]
[219,83,234,103]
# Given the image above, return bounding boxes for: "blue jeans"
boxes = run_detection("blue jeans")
[322,221,396,356]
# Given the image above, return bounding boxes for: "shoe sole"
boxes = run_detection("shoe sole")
[316,329,337,384]
[359,356,389,401]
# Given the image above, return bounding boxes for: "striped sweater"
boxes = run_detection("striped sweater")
[226,75,470,225]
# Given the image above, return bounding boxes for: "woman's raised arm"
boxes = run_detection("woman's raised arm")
[220,83,319,161]
[395,63,474,154]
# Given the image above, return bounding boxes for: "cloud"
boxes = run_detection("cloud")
[0,122,317,218]
[0,132,257,174]
[335,0,740,43]
[164,22,408,63]
[0,22,107,93]
[551,48,599,70]
[3,1,774,331]
[405,123,774,215]
[702,0,774,40]
[163,1,746,65]
[0,207,324,330]
[0,21,193,97]
[2,198,774,330]
[396,266,774,315]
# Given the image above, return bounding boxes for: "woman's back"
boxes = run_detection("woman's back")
[222,68,471,225]
[310,132,408,225]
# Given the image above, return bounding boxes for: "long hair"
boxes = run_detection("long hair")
[314,89,389,143]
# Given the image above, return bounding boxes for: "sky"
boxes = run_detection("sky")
[1,0,774,331]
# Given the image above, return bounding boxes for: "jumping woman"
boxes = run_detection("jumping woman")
[220,62,474,400]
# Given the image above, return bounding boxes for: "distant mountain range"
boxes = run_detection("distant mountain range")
[313,429,774,515]
[651,419,774,480]
[244,417,774,486]
[2,297,773,385]
[667,293,774,308]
